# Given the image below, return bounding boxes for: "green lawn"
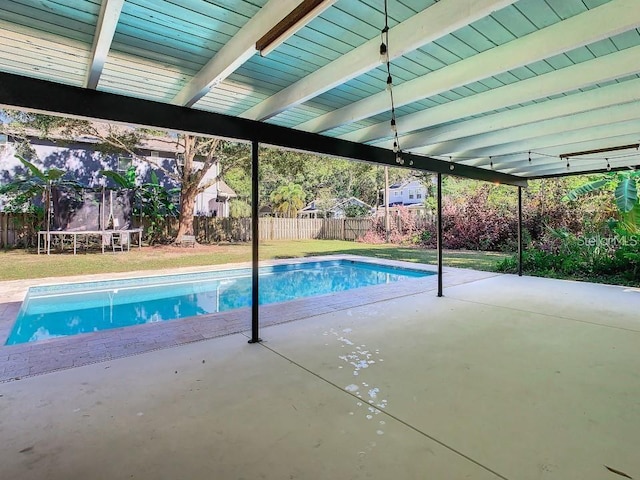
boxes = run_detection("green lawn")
[0,240,509,281]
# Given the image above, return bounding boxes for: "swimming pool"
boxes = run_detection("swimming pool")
[7,260,433,345]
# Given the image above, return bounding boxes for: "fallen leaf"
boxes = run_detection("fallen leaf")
[605,465,633,479]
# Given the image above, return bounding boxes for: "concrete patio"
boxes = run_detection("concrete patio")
[1,272,639,479]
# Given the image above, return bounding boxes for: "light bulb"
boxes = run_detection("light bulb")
[392,141,398,153]
[449,164,454,171]
[379,43,388,64]
[386,74,393,92]
[606,159,611,171]
[390,118,397,133]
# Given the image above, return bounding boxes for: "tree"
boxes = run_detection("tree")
[1,110,248,243]
[343,203,371,218]
[270,183,305,217]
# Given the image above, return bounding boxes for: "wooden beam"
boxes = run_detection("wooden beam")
[242,0,514,120]
[85,0,124,89]
[172,0,301,107]
[333,0,640,141]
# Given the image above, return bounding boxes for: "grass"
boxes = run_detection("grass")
[0,240,509,281]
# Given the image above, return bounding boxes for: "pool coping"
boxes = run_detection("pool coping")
[0,255,499,382]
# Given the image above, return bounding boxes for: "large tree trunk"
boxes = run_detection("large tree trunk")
[175,184,198,240]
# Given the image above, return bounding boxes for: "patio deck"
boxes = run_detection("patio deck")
[0,264,639,479]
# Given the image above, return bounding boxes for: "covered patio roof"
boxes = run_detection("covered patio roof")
[1,0,639,182]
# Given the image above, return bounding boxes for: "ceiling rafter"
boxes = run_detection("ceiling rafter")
[456,132,640,173]
[374,78,640,151]
[412,101,640,157]
[85,0,124,89]
[310,0,640,139]
[341,44,640,144]
[240,0,516,121]
[462,122,640,168]
[171,0,302,108]
[508,150,640,177]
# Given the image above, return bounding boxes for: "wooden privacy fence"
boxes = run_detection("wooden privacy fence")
[1,213,435,247]
[0,212,41,248]
[258,217,373,241]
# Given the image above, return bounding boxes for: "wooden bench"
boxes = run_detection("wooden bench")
[178,234,196,247]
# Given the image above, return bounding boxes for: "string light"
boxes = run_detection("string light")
[490,156,493,169]
[528,151,531,163]
[606,158,611,171]
[380,0,407,168]
[379,26,389,64]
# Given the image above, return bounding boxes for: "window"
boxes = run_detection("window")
[176,153,185,167]
[117,156,132,172]
[394,191,400,197]
[150,151,160,158]
[417,193,422,199]
[408,190,414,200]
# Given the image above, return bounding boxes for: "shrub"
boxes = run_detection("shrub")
[358,205,419,245]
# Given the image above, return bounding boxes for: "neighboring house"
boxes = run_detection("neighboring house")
[0,133,235,217]
[382,179,427,207]
[378,179,429,217]
[298,197,374,219]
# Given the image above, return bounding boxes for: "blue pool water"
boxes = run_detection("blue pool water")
[7,260,433,345]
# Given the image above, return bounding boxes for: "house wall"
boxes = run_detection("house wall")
[0,138,227,217]
[387,180,426,206]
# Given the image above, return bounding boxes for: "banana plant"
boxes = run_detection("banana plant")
[564,171,640,233]
[565,171,639,212]
[0,155,79,216]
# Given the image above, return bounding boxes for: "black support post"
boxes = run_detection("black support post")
[249,141,261,344]
[518,186,523,277]
[437,173,443,297]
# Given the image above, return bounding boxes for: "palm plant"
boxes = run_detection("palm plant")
[270,183,306,218]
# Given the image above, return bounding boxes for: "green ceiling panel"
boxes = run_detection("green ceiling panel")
[610,29,640,50]
[434,34,479,60]
[514,0,562,29]
[544,0,589,20]
[417,42,462,66]
[490,4,537,37]
[564,46,596,64]
[469,15,516,46]
[543,54,575,70]
[451,26,499,54]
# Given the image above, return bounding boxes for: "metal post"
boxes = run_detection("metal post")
[437,173,443,297]
[518,186,523,277]
[384,166,390,243]
[249,140,261,344]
